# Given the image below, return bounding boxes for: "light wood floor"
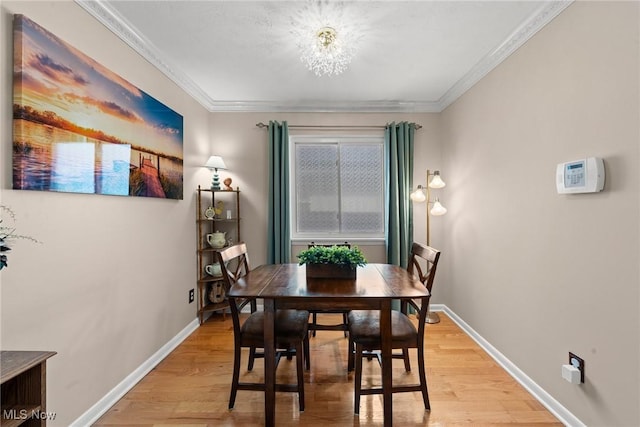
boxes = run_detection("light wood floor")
[94,312,562,426]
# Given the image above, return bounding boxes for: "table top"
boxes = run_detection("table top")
[1,351,57,383]
[228,263,428,300]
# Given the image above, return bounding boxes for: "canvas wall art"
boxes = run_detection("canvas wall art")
[12,15,184,200]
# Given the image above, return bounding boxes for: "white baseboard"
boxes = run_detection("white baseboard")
[437,305,585,427]
[69,318,200,427]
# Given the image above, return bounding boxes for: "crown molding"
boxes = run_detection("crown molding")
[437,0,574,111]
[207,100,442,113]
[75,0,216,110]
[76,0,573,114]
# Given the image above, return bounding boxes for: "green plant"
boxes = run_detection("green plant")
[0,205,40,270]
[297,245,367,268]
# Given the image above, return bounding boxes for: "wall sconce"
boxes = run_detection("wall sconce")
[204,155,227,190]
[410,169,447,324]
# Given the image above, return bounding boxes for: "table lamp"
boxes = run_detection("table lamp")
[205,155,227,190]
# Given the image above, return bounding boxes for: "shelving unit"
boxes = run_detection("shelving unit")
[1,351,56,427]
[196,185,241,324]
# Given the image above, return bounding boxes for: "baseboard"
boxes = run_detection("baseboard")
[69,317,200,427]
[437,305,585,427]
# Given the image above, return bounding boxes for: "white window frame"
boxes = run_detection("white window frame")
[289,135,386,243]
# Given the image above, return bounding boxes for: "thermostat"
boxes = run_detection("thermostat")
[556,157,605,194]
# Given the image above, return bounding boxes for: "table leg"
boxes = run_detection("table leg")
[380,299,392,427]
[263,298,276,427]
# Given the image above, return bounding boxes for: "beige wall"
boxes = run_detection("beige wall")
[439,2,639,426]
[0,1,211,425]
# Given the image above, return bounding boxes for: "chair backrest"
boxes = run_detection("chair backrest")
[217,242,250,290]
[308,241,351,249]
[217,243,254,330]
[405,242,441,329]
[407,242,441,294]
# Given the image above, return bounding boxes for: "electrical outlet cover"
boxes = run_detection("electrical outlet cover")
[568,352,585,383]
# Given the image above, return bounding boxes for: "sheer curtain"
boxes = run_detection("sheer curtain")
[267,120,291,263]
[385,121,415,268]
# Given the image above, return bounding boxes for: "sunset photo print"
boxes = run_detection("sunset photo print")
[13,14,184,199]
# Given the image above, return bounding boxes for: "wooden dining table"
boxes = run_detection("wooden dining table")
[227,262,429,427]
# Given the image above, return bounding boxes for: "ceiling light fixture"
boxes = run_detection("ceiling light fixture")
[291,2,363,77]
[300,25,354,76]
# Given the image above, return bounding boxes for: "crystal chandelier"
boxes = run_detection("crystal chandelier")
[291,2,362,77]
[299,25,355,76]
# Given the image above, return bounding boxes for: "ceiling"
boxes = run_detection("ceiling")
[76,1,572,113]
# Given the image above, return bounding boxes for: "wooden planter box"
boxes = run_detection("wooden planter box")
[305,263,357,280]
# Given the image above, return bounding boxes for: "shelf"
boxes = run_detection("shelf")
[198,276,224,284]
[198,247,232,254]
[1,405,41,427]
[199,188,240,193]
[202,300,230,314]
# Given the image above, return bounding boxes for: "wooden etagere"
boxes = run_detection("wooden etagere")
[196,185,241,324]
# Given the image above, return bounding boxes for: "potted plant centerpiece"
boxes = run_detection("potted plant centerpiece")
[297,245,367,280]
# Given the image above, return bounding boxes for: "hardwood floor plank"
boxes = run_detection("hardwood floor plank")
[94,313,562,426]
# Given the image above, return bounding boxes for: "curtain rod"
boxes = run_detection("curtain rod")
[255,122,422,130]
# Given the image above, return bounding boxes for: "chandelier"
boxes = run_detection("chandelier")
[299,26,355,76]
[291,2,362,77]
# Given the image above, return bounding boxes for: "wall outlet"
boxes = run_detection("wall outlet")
[188,289,195,304]
[569,352,585,383]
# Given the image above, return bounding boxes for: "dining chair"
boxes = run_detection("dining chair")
[346,242,441,414]
[306,242,351,338]
[217,243,311,411]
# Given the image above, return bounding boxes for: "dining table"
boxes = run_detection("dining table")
[227,262,429,427]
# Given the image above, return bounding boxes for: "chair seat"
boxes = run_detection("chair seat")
[348,310,417,347]
[242,309,310,341]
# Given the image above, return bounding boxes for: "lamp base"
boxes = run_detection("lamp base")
[425,310,440,324]
[211,172,221,190]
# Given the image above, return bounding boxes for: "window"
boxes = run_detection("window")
[291,136,385,240]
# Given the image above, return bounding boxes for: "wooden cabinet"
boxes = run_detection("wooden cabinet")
[0,351,56,427]
[196,185,241,324]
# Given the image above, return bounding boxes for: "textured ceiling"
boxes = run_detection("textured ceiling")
[77,1,572,112]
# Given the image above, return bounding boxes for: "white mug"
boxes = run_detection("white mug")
[205,263,222,277]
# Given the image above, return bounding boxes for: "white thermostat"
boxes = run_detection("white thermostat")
[556,157,605,194]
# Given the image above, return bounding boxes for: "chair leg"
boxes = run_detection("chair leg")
[247,347,256,371]
[402,348,411,372]
[417,345,430,410]
[295,342,305,412]
[304,334,310,371]
[311,312,317,337]
[354,343,363,415]
[347,334,355,372]
[229,344,241,409]
[342,312,348,338]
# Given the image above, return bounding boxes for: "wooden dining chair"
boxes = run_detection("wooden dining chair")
[217,243,311,411]
[346,242,441,414]
[307,242,351,338]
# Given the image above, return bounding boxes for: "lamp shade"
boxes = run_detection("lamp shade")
[430,198,447,216]
[205,155,227,170]
[410,186,427,203]
[428,171,446,189]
